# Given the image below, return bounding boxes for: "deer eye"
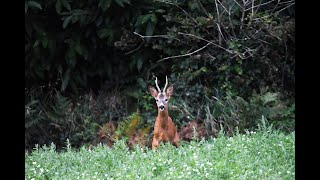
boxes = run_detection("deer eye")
[156,100,159,102]
[165,99,168,101]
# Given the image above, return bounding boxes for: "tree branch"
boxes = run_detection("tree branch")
[157,42,212,62]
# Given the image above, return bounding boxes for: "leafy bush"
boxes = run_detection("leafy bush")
[98,112,152,148]
[200,91,295,136]
[25,85,131,149]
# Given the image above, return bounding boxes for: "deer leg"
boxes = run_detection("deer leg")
[152,137,159,150]
[172,133,180,148]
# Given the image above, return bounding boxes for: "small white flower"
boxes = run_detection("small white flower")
[227,144,231,147]
[32,162,36,165]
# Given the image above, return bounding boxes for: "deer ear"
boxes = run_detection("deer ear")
[148,85,158,99]
[166,85,173,97]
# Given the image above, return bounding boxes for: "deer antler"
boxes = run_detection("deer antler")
[155,77,161,92]
[163,76,168,93]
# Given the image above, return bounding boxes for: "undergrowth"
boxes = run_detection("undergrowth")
[25,127,295,180]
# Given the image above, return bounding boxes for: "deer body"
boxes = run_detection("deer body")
[149,76,179,149]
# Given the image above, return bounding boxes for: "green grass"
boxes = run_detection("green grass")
[25,130,295,180]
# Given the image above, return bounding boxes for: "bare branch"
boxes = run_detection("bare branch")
[279,0,295,5]
[275,2,295,14]
[155,0,199,25]
[215,22,227,45]
[245,0,276,11]
[240,0,246,30]
[197,0,210,17]
[217,0,229,15]
[178,32,234,53]
[125,41,144,55]
[157,42,212,62]
[133,32,173,39]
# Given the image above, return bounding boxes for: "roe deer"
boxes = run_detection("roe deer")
[148,76,179,149]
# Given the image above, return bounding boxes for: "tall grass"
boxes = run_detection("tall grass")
[25,126,294,180]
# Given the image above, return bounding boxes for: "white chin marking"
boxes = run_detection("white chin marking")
[159,108,165,111]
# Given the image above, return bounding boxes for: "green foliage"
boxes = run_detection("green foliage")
[25,130,295,179]
[200,91,295,136]
[25,85,130,150]
[25,0,295,149]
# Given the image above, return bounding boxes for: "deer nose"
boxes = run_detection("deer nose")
[159,105,165,110]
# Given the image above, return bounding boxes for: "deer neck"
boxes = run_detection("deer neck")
[157,108,169,128]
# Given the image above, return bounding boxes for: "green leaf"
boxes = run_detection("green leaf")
[28,1,42,10]
[145,22,155,36]
[137,57,143,71]
[42,38,48,48]
[150,13,157,23]
[25,2,28,13]
[155,9,165,13]
[66,50,76,68]
[55,0,62,13]
[96,16,103,26]
[234,64,242,75]
[61,69,71,91]
[61,0,71,11]
[114,0,129,7]
[74,43,83,55]
[33,40,40,48]
[98,0,112,11]
[26,100,39,106]
[141,15,151,24]
[262,92,278,105]
[63,16,73,29]
[71,9,88,15]
[97,28,113,39]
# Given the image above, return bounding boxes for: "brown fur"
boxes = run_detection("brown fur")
[149,82,179,150]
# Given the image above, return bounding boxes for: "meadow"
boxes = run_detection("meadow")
[25,128,295,180]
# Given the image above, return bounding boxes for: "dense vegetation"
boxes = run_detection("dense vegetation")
[25,127,295,179]
[25,0,295,150]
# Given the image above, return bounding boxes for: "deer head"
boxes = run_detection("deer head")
[148,76,173,112]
